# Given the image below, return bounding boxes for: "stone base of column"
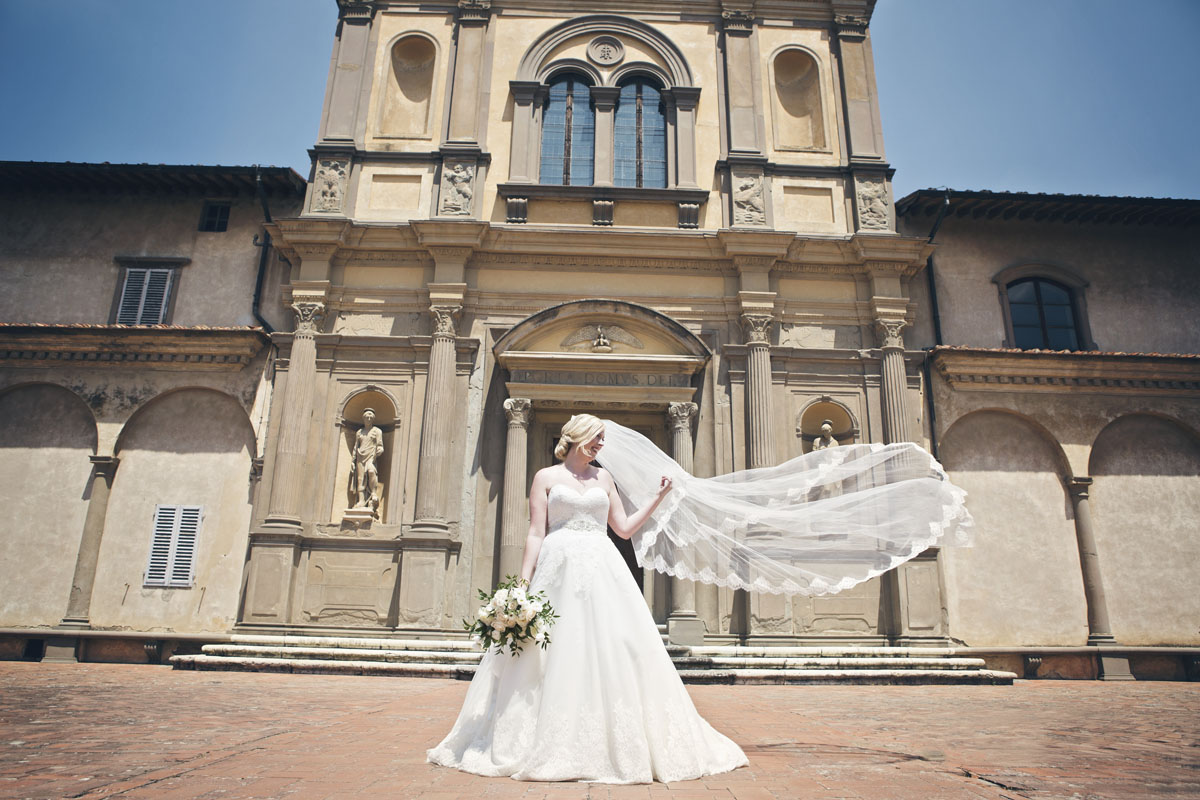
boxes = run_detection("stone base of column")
[42,636,79,663]
[262,513,303,529]
[409,518,451,537]
[668,614,706,646]
[57,617,91,630]
[1098,652,1135,681]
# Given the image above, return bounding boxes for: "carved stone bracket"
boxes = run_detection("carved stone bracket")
[720,8,755,35]
[456,0,491,23]
[430,305,462,339]
[740,313,774,345]
[667,401,698,432]
[874,318,907,350]
[835,13,869,40]
[292,302,327,335]
[506,196,529,223]
[503,397,533,429]
[336,0,377,20]
[593,199,614,226]
[677,202,700,229]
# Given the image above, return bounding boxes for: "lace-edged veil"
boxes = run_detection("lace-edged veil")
[595,419,973,596]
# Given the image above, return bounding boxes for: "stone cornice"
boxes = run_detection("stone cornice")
[0,325,268,370]
[931,347,1200,394]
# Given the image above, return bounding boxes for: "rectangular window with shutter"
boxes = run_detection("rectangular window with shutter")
[144,505,202,588]
[116,268,175,325]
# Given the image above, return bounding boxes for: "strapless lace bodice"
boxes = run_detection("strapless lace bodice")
[547,484,609,535]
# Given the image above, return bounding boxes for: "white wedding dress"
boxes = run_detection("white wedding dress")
[426,484,748,783]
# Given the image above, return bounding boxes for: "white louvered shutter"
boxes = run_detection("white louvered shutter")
[116,268,174,325]
[144,505,202,588]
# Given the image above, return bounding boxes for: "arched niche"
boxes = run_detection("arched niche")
[378,33,438,138]
[796,397,858,453]
[1087,414,1200,645]
[333,387,402,523]
[0,383,98,627]
[938,409,1086,646]
[770,47,827,151]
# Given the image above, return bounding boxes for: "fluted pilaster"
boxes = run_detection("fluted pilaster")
[499,398,533,580]
[666,402,705,645]
[742,314,775,469]
[265,302,324,526]
[875,318,909,445]
[413,305,461,525]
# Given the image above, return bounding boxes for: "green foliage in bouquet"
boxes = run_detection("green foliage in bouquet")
[463,575,559,656]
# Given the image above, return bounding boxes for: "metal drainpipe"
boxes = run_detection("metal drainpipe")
[252,167,276,334]
[922,190,951,458]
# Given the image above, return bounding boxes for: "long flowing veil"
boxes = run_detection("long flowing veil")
[595,420,973,596]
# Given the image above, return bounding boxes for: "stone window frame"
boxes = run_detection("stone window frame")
[143,504,202,588]
[766,44,833,154]
[993,263,1096,351]
[108,256,191,326]
[372,30,441,141]
[505,15,702,225]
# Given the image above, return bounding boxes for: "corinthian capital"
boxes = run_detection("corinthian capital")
[874,318,908,350]
[430,305,462,339]
[292,302,326,334]
[667,402,698,432]
[503,397,533,429]
[740,313,774,345]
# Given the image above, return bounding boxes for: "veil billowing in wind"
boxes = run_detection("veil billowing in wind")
[596,420,973,596]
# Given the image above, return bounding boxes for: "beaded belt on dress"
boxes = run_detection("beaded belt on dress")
[549,518,607,535]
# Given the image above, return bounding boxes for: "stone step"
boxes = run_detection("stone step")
[687,645,966,658]
[227,634,478,651]
[170,655,1014,685]
[673,655,989,671]
[202,644,483,664]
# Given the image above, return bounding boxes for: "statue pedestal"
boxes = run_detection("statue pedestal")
[341,508,375,526]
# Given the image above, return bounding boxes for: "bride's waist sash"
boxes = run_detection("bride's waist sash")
[547,518,608,536]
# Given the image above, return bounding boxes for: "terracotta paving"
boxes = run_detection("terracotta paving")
[0,662,1197,799]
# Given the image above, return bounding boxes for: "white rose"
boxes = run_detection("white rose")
[534,630,546,643]
[493,589,509,605]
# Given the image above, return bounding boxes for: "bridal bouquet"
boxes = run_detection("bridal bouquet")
[463,575,558,656]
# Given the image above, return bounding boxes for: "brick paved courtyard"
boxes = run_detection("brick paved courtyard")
[0,663,1196,800]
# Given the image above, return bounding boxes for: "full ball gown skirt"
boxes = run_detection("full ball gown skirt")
[426,484,748,783]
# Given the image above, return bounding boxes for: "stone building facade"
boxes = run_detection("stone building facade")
[2,1,1197,680]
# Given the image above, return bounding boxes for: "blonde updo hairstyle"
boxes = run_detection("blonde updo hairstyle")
[554,414,605,460]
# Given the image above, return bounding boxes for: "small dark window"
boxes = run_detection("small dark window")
[539,74,595,186]
[1007,278,1080,350]
[116,268,175,325]
[199,201,230,232]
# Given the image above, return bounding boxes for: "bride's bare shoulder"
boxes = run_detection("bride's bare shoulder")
[531,465,563,485]
[595,468,616,488]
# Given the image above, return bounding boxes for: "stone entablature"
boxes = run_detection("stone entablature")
[0,325,269,370]
[931,348,1200,395]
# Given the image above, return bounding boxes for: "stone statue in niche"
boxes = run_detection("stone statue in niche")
[350,408,385,515]
[811,419,839,451]
[440,162,474,215]
[733,172,766,226]
[856,177,890,230]
[314,159,348,213]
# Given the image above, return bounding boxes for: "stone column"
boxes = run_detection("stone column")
[499,398,533,580]
[1067,477,1132,679]
[264,301,325,527]
[58,456,120,632]
[666,402,705,646]
[875,318,909,445]
[591,86,620,187]
[741,314,775,469]
[412,304,461,531]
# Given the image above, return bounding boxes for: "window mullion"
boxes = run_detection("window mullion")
[1034,281,1050,348]
[563,80,574,185]
[635,84,644,188]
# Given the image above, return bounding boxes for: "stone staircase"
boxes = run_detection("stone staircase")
[171,627,1015,685]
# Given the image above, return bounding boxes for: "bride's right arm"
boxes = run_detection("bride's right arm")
[518,469,551,583]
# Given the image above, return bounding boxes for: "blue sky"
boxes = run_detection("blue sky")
[2,0,1197,199]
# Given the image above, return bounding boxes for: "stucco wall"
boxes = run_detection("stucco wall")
[0,385,97,627]
[90,389,256,633]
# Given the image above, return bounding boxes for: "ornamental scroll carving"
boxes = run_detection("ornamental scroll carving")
[430,305,462,339]
[292,302,327,334]
[667,401,698,432]
[875,318,907,349]
[741,313,774,345]
[439,162,474,215]
[856,177,891,231]
[503,397,533,429]
[732,172,766,226]
[313,159,349,213]
[456,0,491,22]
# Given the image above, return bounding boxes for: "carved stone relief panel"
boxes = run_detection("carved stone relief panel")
[732,169,767,226]
[855,175,891,231]
[302,551,397,627]
[438,161,475,215]
[313,159,349,213]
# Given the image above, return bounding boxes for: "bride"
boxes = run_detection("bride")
[426,413,749,783]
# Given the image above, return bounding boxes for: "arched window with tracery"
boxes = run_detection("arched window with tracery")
[1006,277,1081,350]
[539,74,595,186]
[614,78,667,188]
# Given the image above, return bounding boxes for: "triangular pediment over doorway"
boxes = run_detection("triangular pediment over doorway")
[493,299,709,408]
